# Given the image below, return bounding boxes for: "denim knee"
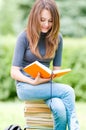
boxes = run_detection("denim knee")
[46,98,66,120]
[16,89,25,100]
[65,85,75,100]
[16,86,27,100]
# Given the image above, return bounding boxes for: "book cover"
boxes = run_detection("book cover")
[23,61,71,79]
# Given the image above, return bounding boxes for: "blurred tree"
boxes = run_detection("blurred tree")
[56,0,86,37]
[0,0,14,35]
[0,0,22,35]
[18,0,35,27]
[18,0,35,20]
[0,0,35,35]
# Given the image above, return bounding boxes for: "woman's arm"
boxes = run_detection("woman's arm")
[11,66,50,85]
[11,66,34,84]
[53,66,61,70]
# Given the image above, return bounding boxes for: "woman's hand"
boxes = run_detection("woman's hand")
[32,73,51,85]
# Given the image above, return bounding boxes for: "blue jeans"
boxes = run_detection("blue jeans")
[16,82,80,130]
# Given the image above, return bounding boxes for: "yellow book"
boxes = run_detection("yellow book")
[23,61,71,79]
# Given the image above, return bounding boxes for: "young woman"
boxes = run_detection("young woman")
[11,0,80,129]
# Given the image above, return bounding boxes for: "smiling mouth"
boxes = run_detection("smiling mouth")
[42,27,49,30]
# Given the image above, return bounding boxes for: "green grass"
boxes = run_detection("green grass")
[76,102,86,130]
[0,101,25,130]
[0,101,86,130]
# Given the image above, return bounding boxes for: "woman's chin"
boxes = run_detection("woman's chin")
[41,30,48,33]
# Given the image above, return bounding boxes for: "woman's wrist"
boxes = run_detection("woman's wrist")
[27,77,34,85]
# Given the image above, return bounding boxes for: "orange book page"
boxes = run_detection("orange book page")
[23,63,51,78]
[53,69,71,78]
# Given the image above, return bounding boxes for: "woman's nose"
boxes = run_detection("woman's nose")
[44,21,49,27]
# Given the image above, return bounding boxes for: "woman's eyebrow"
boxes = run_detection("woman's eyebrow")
[41,17,52,20]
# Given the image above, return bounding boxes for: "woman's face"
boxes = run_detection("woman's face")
[40,9,53,33]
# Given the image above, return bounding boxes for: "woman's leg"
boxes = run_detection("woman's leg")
[51,83,80,130]
[45,98,67,130]
[16,82,80,130]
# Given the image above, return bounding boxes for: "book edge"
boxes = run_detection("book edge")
[53,68,71,74]
[23,61,52,75]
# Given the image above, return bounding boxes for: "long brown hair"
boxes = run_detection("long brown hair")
[27,0,60,59]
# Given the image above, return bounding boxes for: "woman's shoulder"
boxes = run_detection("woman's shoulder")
[17,30,29,44]
[58,33,63,43]
[56,33,63,47]
[16,30,29,48]
[17,30,27,40]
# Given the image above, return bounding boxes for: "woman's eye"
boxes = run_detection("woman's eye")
[41,20,53,23]
[41,19,45,22]
[40,18,53,23]
[49,20,53,23]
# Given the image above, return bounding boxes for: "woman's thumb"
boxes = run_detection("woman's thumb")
[37,72,40,77]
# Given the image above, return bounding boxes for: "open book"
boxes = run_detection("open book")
[23,61,71,79]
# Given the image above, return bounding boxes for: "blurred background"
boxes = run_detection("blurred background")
[0,0,86,129]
